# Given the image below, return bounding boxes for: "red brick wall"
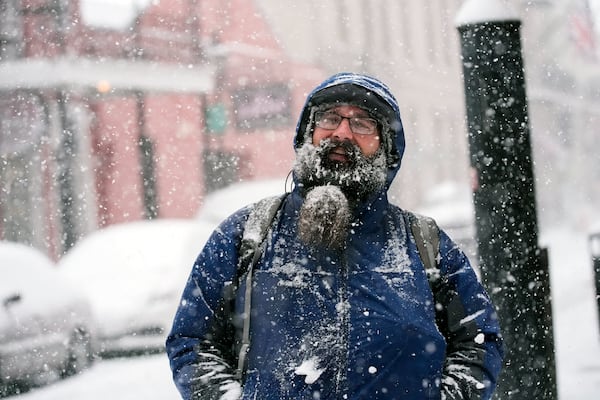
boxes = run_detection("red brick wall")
[91,97,145,226]
[143,94,205,218]
[6,0,325,254]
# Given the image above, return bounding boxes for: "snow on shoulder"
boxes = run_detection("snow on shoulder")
[294,357,326,384]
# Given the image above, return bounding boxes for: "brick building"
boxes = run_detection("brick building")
[0,0,323,259]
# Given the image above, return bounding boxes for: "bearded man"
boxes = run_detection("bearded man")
[166,73,504,400]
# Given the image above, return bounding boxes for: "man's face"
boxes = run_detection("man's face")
[294,104,388,249]
[293,104,388,203]
[311,105,381,158]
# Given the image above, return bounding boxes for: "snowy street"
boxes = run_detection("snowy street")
[5,227,600,400]
[14,354,180,400]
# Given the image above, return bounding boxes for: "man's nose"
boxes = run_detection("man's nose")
[332,118,353,141]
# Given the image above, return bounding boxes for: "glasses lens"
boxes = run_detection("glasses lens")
[315,112,341,129]
[314,112,377,135]
[350,117,377,135]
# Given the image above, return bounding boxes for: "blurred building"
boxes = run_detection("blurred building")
[1,0,599,260]
[0,0,322,258]
[255,0,474,209]
[519,0,600,229]
[256,0,600,230]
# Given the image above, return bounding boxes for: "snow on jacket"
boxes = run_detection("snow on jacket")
[166,73,504,400]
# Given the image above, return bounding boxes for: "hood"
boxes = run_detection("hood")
[294,72,405,188]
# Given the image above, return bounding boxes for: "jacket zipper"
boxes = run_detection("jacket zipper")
[335,256,350,399]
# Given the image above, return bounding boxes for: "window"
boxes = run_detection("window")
[203,150,239,194]
[0,0,23,60]
[232,84,291,130]
[0,91,47,245]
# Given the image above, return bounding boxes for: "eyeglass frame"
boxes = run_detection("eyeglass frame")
[313,110,379,136]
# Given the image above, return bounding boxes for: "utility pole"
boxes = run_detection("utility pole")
[56,89,78,252]
[54,0,78,252]
[455,1,557,398]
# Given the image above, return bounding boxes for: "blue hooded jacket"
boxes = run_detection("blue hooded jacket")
[166,73,503,400]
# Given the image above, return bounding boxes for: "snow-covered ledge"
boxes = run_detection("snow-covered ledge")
[0,57,216,94]
[455,0,520,26]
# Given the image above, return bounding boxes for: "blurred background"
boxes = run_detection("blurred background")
[0,0,598,259]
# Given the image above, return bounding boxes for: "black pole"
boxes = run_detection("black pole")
[456,7,557,400]
[136,91,159,219]
[56,90,78,252]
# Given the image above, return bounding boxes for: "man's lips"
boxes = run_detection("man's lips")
[328,147,350,163]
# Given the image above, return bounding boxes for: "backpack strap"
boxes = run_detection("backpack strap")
[408,211,441,284]
[234,193,287,379]
[236,194,287,281]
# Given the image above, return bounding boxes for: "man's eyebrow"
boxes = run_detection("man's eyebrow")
[325,108,371,117]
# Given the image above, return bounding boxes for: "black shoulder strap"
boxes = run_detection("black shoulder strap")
[408,211,441,284]
[234,193,287,379]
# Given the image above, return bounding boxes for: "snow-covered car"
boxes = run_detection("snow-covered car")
[0,241,96,395]
[197,178,288,224]
[58,219,214,358]
[416,181,479,267]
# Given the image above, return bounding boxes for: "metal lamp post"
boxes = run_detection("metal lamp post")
[455,1,557,398]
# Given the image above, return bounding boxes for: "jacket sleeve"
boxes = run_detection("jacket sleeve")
[434,230,504,400]
[166,209,249,400]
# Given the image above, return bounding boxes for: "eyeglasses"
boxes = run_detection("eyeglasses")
[314,111,378,136]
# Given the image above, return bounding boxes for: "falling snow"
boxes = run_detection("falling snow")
[1,0,599,399]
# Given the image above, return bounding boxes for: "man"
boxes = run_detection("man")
[166,72,504,400]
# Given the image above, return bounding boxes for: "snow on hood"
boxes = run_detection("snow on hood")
[294,72,405,189]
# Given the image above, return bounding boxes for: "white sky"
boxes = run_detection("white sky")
[79,0,153,30]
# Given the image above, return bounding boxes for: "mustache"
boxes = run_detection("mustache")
[318,139,359,165]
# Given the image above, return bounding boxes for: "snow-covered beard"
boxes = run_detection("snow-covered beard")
[294,139,388,251]
[297,185,351,251]
[293,138,388,203]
